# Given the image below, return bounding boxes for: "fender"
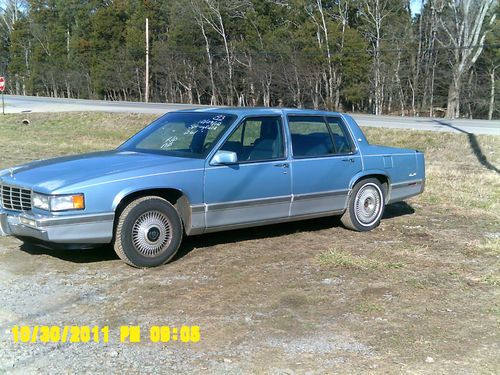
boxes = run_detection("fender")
[348,169,391,194]
[112,185,190,211]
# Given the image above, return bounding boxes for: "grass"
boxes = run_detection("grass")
[0,112,154,169]
[317,248,381,269]
[356,302,385,314]
[477,237,500,255]
[317,249,406,270]
[482,274,500,287]
[363,127,500,214]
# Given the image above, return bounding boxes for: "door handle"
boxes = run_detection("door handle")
[274,163,289,168]
[342,158,355,163]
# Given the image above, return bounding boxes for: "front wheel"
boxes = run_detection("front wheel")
[341,178,385,231]
[113,196,183,267]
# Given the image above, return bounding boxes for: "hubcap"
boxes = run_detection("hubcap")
[147,227,161,242]
[132,211,172,257]
[354,184,382,226]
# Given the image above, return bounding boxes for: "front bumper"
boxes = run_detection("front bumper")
[0,208,114,244]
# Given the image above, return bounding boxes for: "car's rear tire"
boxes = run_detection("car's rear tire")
[113,196,183,268]
[341,178,385,231]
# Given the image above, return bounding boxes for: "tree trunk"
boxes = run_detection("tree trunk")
[488,67,496,120]
[316,0,334,108]
[446,71,461,119]
[439,0,495,119]
[200,23,216,105]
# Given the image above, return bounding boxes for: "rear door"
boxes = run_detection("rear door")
[288,115,362,216]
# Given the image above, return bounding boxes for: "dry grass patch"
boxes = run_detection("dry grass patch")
[316,248,406,271]
[481,274,500,287]
[363,127,500,216]
[477,237,500,256]
[0,112,155,169]
[317,248,381,270]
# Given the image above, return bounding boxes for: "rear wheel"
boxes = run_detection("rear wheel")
[341,178,385,231]
[114,196,183,267]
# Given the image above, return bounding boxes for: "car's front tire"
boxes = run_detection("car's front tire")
[341,178,385,231]
[113,196,183,268]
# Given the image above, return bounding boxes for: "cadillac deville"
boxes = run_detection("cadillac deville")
[0,108,425,267]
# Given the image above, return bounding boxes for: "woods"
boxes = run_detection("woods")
[0,0,498,119]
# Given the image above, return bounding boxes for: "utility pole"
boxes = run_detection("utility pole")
[145,17,149,103]
[0,76,5,115]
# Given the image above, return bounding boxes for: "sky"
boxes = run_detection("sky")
[410,0,424,16]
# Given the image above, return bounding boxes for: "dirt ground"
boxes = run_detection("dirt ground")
[0,113,499,374]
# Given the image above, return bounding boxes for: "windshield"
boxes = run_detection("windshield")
[120,112,236,158]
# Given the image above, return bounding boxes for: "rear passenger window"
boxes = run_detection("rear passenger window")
[288,116,335,157]
[327,117,353,154]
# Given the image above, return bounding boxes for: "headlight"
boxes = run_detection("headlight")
[32,193,50,211]
[32,193,85,212]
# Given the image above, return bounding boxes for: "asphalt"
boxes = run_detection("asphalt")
[2,95,499,135]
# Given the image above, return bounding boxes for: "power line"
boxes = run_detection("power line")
[151,43,500,58]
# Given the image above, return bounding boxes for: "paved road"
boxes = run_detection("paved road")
[2,95,499,135]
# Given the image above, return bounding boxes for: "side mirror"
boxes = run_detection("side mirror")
[211,150,237,165]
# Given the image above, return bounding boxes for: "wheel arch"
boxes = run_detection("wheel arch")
[349,171,390,199]
[113,188,192,234]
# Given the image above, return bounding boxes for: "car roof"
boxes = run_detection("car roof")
[175,107,343,117]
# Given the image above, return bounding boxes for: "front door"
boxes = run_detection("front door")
[204,116,291,229]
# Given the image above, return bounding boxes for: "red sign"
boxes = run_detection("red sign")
[0,77,4,92]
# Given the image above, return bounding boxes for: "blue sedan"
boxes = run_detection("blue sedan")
[0,108,425,267]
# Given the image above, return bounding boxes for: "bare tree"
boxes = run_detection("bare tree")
[436,0,496,118]
[191,0,218,105]
[421,2,440,117]
[0,0,23,34]
[488,63,499,120]
[196,0,250,106]
[360,0,397,115]
[306,0,335,108]
[333,0,350,111]
[482,12,499,120]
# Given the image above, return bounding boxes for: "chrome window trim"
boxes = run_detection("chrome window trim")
[209,114,288,166]
[206,159,290,170]
[291,154,362,163]
[286,114,358,159]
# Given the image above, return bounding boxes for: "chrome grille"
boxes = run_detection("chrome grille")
[0,184,32,212]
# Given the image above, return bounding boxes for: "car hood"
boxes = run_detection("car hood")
[0,150,204,193]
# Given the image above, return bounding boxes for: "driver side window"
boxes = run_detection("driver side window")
[220,117,284,162]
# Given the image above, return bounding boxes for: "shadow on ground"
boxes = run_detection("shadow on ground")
[383,201,414,219]
[18,202,416,265]
[175,215,343,261]
[19,241,118,263]
[432,119,499,174]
